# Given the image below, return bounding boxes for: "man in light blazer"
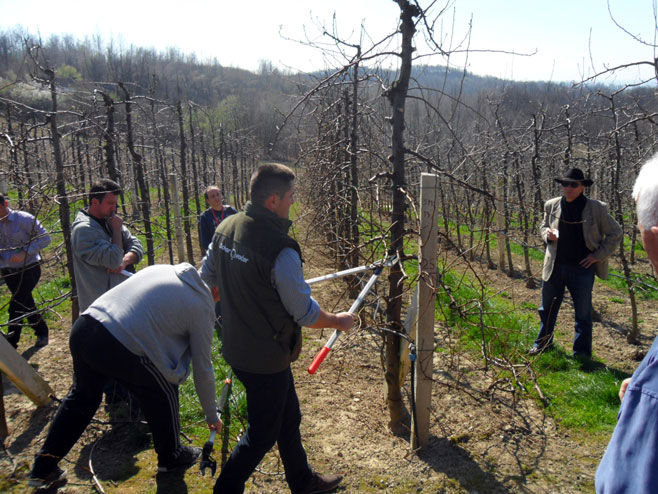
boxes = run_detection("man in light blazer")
[529,168,622,358]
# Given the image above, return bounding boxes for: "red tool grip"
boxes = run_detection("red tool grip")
[308,346,331,374]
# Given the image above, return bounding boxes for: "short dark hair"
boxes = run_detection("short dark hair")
[89,179,121,204]
[249,164,295,206]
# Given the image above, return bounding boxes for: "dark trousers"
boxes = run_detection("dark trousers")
[32,315,181,477]
[2,263,48,346]
[214,367,312,494]
[534,263,596,356]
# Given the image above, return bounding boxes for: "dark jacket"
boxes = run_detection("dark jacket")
[198,205,238,253]
[540,196,622,281]
[211,202,302,374]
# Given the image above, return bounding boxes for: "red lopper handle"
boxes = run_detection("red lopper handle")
[308,346,331,374]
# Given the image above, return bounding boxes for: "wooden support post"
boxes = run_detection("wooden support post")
[0,336,54,407]
[169,173,186,263]
[411,173,439,449]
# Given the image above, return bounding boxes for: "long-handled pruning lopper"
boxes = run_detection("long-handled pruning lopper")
[200,370,233,476]
[307,255,397,374]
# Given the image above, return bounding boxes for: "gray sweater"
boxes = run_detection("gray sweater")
[85,263,219,424]
[71,210,143,311]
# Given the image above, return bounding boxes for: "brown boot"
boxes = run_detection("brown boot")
[297,472,343,494]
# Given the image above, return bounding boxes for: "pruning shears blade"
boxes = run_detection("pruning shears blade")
[200,429,217,476]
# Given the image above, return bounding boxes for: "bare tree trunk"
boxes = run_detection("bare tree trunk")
[630,122,643,264]
[20,122,37,205]
[35,56,77,321]
[481,155,494,269]
[147,86,174,264]
[97,90,119,182]
[230,141,239,209]
[188,103,202,218]
[176,99,195,264]
[531,112,544,213]
[201,132,210,186]
[604,93,639,342]
[239,140,246,207]
[384,0,420,435]
[119,82,155,265]
[4,107,23,206]
[219,126,226,198]
[348,59,361,297]
[513,152,535,287]
[502,154,514,277]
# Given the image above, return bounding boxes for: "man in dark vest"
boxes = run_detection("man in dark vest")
[200,163,354,494]
[529,168,622,358]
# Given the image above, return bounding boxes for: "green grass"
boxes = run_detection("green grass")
[532,349,627,431]
[437,216,546,263]
[433,261,629,435]
[604,269,658,300]
[345,209,632,438]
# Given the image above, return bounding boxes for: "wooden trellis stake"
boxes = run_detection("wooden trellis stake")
[411,173,439,449]
[0,335,54,409]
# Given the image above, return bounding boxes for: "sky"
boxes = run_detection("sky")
[0,0,656,84]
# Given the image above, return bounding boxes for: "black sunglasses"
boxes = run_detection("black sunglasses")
[561,181,581,188]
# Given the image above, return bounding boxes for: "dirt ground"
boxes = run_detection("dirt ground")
[1,237,656,494]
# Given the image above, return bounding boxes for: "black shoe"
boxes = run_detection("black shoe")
[35,335,49,348]
[157,445,202,473]
[297,472,344,494]
[27,466,67,489]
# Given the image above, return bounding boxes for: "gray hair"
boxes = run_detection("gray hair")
[634,153,658,230]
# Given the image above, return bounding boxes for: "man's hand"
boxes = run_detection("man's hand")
[122,252,138,267]
[334,312,357,332]
[307,310,357,331]
[208,419,222,432]
[107,213,125,252]
[8,251,27,264]
[546,228,559,242]
[107,264,127,274]
[107,252,138,274]
[107,213,123,231]
[619,377,632,402]
[579,254,599,269]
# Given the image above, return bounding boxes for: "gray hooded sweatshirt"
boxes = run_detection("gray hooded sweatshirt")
[85,263,219,425]
[71,210,143,311]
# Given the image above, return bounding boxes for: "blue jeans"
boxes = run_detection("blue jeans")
[534,263,596,356]
[214,367,312,494]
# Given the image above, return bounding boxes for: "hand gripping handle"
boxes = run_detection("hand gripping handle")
[307,265,385,374]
